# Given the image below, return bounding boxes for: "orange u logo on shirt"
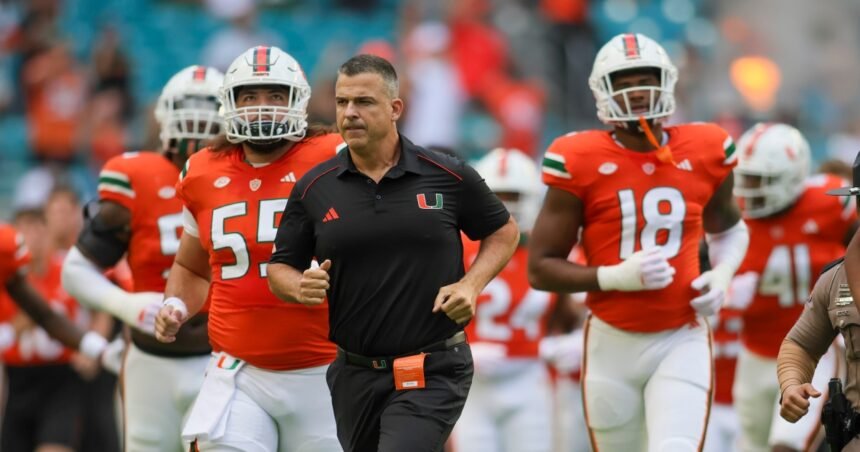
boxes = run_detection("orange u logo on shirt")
[417,193,443,210]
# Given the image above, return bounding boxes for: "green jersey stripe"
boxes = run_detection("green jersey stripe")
[542,166,572,179]
[98,183,135,198]
[723,136,736,164]
[542,156,568,174]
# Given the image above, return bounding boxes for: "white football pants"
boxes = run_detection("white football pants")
[122,342,209,452]
[582,315,713,452]
[192,358,340,452]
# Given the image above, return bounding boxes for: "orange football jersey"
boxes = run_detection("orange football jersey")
[0,224,29,282]
[712,308,742,405]
[0,253,83,366]
[464,241,556,357]
[739,175,855,358]
[98,151,184,293]
[177,134,343,370]
[542,123,736,332]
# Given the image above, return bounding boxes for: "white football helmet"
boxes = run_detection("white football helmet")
[734,123,811,218]
[475,148,543,231]
[589,33,678,124]
[220,46,311,144]
[153,65,224,152]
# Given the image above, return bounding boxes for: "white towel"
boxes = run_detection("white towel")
[181,352,245,443]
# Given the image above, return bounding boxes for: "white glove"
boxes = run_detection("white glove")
[690,264,735,316]
[131,294,165,336]
[99,336,127,375]
[597,247,676,291]
[539,330,584,374]
[726,272,759,310]
[469,342,509,377]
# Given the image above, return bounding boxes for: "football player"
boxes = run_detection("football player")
[528,33,749,451]
[451,148,564,452]
[154,46,341,451]
[0,219,108,452]
[728,123,855,452]
[61,64,224,451]
[703,308,743,452]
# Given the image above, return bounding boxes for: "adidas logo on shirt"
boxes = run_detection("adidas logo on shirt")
[675,159,693,171]
[280,172,297,183]
[322,207,340,223]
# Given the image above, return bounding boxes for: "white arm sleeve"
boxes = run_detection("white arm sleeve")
[183,207,199,238]
[705,219,749,275]
[61,247,161,328]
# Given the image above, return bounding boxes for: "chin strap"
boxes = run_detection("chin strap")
[638,116,675,165]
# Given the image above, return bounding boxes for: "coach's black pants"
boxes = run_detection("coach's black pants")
[327,344,473,452]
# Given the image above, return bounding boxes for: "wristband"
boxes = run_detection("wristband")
[0,324,14,352]
[79,331,108,359]
[162,296,189,319]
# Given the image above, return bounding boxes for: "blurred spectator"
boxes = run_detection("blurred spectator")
[306,41,355,125]
[42,186,121,452]
[446,0,508,98]
[401,22,465,149]
[539,0,595,127]
[479,70,544,156]
[11,165,56,212]
[22,42,87,164]
[200,0,282,73]
[44,186,83,254]
[1,207,87,452]
[3,0,62,113]
[85,88,129,167]
[91,25,133,118]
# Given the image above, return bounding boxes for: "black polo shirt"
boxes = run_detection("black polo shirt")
[270,135,509,356]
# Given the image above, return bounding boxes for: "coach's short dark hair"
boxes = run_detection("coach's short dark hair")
[338,54,399,98]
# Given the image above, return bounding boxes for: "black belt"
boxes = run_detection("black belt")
[337,331,467,370]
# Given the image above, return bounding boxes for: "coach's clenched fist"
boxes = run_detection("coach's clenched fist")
[297,260,331,305]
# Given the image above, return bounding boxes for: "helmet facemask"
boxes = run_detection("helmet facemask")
[589,33,678,126]
[154,65,224,161]
[592,67,676,124]
[163,95,222,158]
[220,46,312,146]
[223,83,310,146]
[734,169,803,218]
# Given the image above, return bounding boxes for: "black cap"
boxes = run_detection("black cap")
[826,151,860,196]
